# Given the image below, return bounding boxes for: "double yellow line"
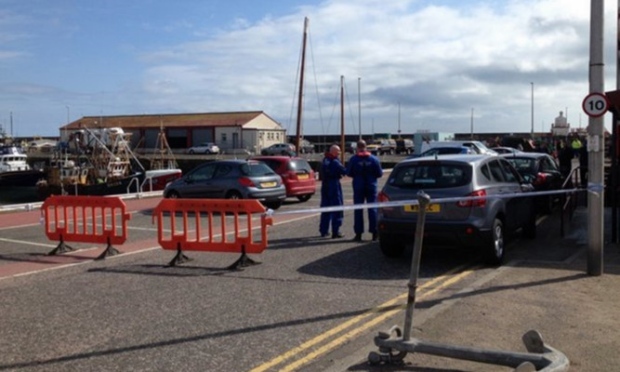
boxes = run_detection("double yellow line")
[250,263,479,372]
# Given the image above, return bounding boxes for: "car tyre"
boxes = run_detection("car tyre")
[166,190,180,199]
[523,211,537,239]
[379,233,406,257]
[225,191,242,200]
[188,150,195,155]
[264,201,282,210]
[485,218,505,266]
[297,194,312,202]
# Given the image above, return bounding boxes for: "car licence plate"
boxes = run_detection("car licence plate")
[297,174,309,180]
[261,182,277,188]
[404,204,441,213]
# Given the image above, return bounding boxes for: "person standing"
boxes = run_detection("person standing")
[346,140,383,242]
[319,144,347,238]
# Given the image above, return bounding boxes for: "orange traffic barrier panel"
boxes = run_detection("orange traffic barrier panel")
[41,195,132,259]
[152,198,273,269]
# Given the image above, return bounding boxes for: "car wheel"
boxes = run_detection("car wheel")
[261,150,268,155]
[297,194,312,202]
[225,191,242,200]
[264,201,282,210]
[379,233,406,257]
[485,218,505,266]
[166,190,180,199]
[188,150,195,155]
[205,149,211,155]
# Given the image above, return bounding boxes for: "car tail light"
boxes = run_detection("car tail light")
[533,172,547,186]
[378,191,390,202]
[238,177,255,187]
[457,189,486,208]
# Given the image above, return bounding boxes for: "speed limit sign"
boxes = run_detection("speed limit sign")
[582,92,609,117]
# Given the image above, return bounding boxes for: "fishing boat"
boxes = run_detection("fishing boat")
[37,127,145,197]
[0,145,45,188]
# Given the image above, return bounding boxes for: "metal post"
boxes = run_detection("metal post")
[403,191,430,341]
[612,1,620,243]
[588,0,605,276]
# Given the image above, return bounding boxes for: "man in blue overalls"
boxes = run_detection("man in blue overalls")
[347,140,383,241]
[319,144,347,238]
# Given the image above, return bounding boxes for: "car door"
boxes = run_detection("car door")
[498,158,532,229]
[183,163,217,198]
[539,155,563,190]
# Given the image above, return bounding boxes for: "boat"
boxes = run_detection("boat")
[0,145,45,188]
[141,126,182,192]
[37,127,145,197]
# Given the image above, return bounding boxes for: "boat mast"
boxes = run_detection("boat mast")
[295,17,309,156]
[340,75,345,163]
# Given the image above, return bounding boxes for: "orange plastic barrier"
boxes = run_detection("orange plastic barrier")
[152,198,273,269]
[41,195,132,259]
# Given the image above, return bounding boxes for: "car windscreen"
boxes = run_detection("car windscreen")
[390,162,471,189]
[242,162,276,176]
[505,158,536,175]
[288,159,312,172]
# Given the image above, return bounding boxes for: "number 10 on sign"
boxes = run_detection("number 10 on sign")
[582,92,609,118]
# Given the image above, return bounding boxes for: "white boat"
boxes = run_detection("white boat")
[0,146,44,187]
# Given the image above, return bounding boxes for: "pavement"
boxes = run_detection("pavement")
[324,202,620,372]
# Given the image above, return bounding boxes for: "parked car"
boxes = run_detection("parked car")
[261,143,296,156]
[367,139,397,155]
[501,152,564,213]
[187,142,220,155]
[251,156,316,202]
[297,139,315,154]
[419,141,498,156]
[410,146,474,158]
[377,154,537,265]
[163,159,286,209]
[395,139,414,155]
[491,146,524,155]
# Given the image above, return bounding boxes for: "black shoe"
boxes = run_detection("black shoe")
[320,233,329,238]
[353,234,362,242]
[372,232,378,241]
[332,233,345,239]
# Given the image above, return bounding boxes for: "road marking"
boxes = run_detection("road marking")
[0,237,56,248]
[249,265,479,372]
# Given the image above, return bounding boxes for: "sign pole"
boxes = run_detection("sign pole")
[587,0,605,276]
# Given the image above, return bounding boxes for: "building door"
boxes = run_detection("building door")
[232,133,239,149]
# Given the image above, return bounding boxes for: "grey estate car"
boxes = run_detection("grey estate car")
[377,154,537,265]
[163,159,286,210]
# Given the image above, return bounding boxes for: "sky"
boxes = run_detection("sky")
[0,0,617,138]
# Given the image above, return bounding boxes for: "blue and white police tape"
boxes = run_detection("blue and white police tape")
[264,187,588,216]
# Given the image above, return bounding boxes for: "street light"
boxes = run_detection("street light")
[530,82,534,134]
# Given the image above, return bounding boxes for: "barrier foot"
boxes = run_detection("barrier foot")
[227,245,261,271]
[96,244,120,260]
[168,245,192,267]
[368,329,570,371]
[48,240,75,256]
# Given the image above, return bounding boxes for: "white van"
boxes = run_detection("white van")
[419,140,498,156]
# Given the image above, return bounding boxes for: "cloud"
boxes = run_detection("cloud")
[1,0,616,136]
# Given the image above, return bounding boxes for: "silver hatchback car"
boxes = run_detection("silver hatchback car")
[163,160,286,209]
[377,154,537,265]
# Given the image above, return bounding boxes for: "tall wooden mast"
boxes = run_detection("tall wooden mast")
[340,75,345,163]
[295,17,309,156]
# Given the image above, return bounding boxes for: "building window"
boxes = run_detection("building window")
[221,133,227,142]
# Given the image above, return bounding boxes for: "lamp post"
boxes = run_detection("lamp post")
[358,77,362,140]
[530,82,534,134]
[470,108,474,139]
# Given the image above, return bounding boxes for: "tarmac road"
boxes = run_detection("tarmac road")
[0,177,611,371]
